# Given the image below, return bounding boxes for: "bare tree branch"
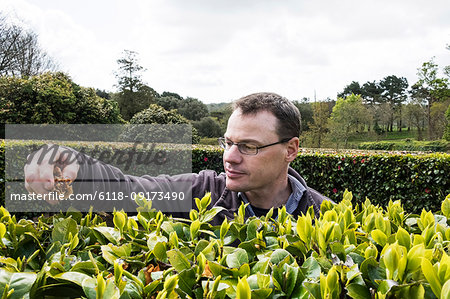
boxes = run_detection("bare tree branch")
[0,12,58,77]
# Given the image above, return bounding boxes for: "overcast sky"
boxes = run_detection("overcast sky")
[1,0,450,103]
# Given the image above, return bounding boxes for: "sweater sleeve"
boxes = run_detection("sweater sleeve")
[73,150,224,213]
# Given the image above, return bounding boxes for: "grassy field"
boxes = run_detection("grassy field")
[297,128,422,149]
[346,128,419,147]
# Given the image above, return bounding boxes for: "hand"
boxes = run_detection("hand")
[24,144,80,196]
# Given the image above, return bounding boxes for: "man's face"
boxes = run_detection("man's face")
[223,109,292,193]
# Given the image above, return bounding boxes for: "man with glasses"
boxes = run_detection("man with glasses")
[24,92,329,224]
[215,93,328,220]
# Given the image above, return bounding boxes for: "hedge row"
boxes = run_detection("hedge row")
[358,139,450,152]
[194,147,450,214]
[1,141,449,213]
[1,192,450,298]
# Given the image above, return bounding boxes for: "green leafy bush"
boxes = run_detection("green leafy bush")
[193,117,223,138]
[195,147,450,214]
[0,72,125,124]
[124,104,200,143]
[0,192,450,298]
[292,151,450,213]
[358,139,449,152]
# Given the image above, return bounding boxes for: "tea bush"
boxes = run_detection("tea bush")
[0,192,450,298]
[1,141,449,213]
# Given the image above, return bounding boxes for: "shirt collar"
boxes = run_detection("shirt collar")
[238,174,306,218]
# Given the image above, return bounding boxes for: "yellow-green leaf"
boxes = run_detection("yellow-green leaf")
[441,279,450,299]
[327,266,339,291]
[407,244,425,273]
[200,193,212,211]
[163,275,178,293]
[396,227,411,250]
[442,194,450,219]
[383,245,399,280]
[371,229,387,247]
[364,244,378,259]
[421,257,442,298]
[113,211,126,232]
[0,223,5,239]
[190,219,201,240]
[236,276,251,299]
[96,273,106,299]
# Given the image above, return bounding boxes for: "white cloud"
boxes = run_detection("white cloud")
[1,0,449,102]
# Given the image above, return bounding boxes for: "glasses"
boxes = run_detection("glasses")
[218,137,293,155]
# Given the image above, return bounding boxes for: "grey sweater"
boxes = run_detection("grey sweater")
[74,156,329,225]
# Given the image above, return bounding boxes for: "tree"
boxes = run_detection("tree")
[308,101,330,148]
[374,102,395,133]
[444,104,450,141]
[327,94,371,148]
[337,81,363,98]
[404,101,427,140]
[96,89,110,99]
[156,95,209,121]
[379,75,408,132]
[176,97,209,121]
[412,58,450,139]
[115,50,145,93]
[157,96,181,111]
[160,91,183,100]
[122,104,200,143]
[0,13,58,77]
[361,81,383,105]
[209,104,232,135]
[129,104,187,125]
[193,117,223,138]
[112,85,159,120]
[430,101,450,140]
[113,50,159,120]
[0,72,124,124]
[293,98,313,132]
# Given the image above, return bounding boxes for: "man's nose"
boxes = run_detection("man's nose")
[223,144,243,164]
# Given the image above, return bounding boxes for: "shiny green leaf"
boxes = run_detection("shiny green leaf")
[226,248,249,269]
[167,249,191,272]
[371,229,387,246]
[346,283,371,299]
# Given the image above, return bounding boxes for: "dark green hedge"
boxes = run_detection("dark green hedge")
[195,147,450,213]
[358,139,449,152]
[292,151,449,213]
[1,141,449,213]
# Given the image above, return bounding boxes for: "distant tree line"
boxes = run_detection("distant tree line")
[296,56,450,148]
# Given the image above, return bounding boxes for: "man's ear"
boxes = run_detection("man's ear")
[285,137,299,162]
